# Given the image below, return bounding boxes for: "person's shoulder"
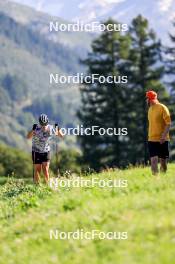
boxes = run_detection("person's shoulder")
[158,103,170,112]
[158,103,168,109]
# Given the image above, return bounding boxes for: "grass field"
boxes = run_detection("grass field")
[0,165,175,264]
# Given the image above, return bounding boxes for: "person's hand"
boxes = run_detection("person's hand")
[32,124,37,136]
[160,135,166,144]
[33,124,37,130]
[55,124,61,136]
[55,124,60,130]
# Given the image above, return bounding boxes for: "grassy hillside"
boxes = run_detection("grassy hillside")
[0,165,175,263]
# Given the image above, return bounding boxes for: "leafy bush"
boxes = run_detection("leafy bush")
[0,144,32,178]
[51,148,81,175]
[0,163,5,176]
[0,179,53,220]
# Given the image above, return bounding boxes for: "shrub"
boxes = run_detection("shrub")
[0,144,32,178]
[50,148,81,176]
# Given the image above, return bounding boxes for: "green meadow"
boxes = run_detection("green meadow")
[0,165,175,264]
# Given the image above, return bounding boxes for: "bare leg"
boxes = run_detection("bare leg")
[42,162,50,183]
[150,156,159,175]
[34,164,42,184]
[159,158,167,173]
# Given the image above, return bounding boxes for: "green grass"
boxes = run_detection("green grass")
[0,165,175,264]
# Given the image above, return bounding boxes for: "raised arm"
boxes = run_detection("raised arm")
[27,124,37,139]
[27,130,34,139]
[55,124,64,138]
[56,128,64,138]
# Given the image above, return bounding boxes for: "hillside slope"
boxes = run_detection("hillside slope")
[0,1,93,149]
[0,166,175,263]
[0,13,76,149]
[10,0,175,44]
[0,0,93,50]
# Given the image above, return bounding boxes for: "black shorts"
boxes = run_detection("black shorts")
[32,151,51,164]
[148,141,169,159]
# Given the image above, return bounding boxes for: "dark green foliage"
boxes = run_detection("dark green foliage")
[2,74,28,101]
[78,16,169,170]
[78,19,130,170]
[0,144,32,178]
[166,20,175,158]
[0,143,81,178]
[0,85,11,113]
[125,15,169,164]
[24,95,76,127]
[17,112,35,128]
[0,12,81,74]
[51,149,81,175]
[0,11,82,149]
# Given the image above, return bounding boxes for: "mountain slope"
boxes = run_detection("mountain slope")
[0,0,93,51]
[10,0,175,44]
[0,5,92,149]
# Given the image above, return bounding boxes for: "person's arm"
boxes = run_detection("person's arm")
[27,124,37,139]
[54,124,64,138]
[160,125,171,144]
[56,127,64,138]
[27,130,34,139]
[160,106,171,144]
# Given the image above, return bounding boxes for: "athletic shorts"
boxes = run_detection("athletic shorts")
[148,141,169,159]
[32,151,51,164]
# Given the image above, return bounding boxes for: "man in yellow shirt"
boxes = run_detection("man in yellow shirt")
[146,90,171,175]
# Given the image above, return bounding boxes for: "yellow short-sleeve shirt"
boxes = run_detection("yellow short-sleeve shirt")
[148,103,171,141]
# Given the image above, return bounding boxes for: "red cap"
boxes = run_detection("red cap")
[146,90,158,101]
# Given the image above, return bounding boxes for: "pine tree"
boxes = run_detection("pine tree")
[125,15,169,165]
[166,20,175,158]
[78,16,169,170]
[78,19,130,170]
